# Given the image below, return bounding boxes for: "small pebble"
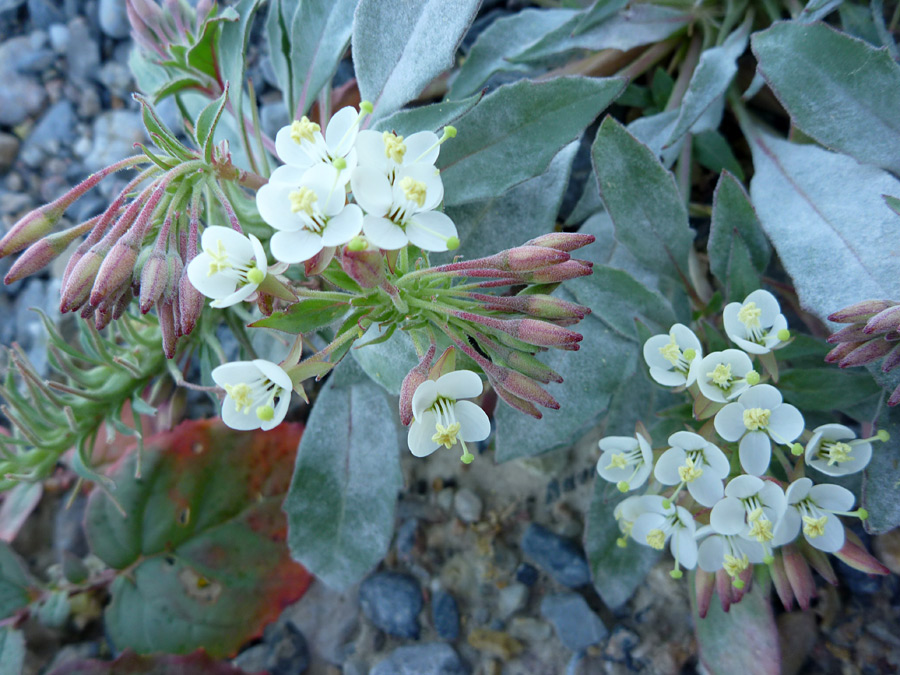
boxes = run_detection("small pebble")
[514,563,538,587]
[508,617,551,643]
[453,488,483,523]
[436,487,454,512]
[359,572,422,639]
[369,643,468,675]
[466,628,523,660]
[0,133,19,173]
[520,523,591,588]
[432,590,460,641]
[48,22,68,52]
[496,583,528,619]
[98,0,130,39]
[540,593,608,652]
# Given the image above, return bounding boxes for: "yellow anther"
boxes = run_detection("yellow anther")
[607,453,628,470]
[206,238,231,275]
[224,383,254,413]
[645,529,666,550]
[708,362,733,389]
[383,131,407,163]
[400,176,427,207]
[748,518,774,543]
[289,187,318,215]
[802,515,827,538]
[659,336,681,367]
[290,117,320,144]
[677,457,703,483]
[738,301,762,329]
[723,553,749,578]
[747,506,763,522]
[256,404,275,421]
[743,407,771,431]
[825,441,853,465]
[432,422,461,449]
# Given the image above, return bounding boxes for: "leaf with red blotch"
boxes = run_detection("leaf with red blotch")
[85,420,311,658]
[45,649,256,675]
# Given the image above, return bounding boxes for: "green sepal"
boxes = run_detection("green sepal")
[250,297,350,334]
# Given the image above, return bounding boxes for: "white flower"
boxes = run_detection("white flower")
[355,129,441,177]
[212,359,292,431]
[596,432,653,492]
[256,165,363,263]
[710,475,786,561]
[613,495,650,547]
[805,423,874,477]
[351,164,459,252]
[186,226,267,308]
[696,525,766,588]
[642,324,702,387]
[723,289,789,354]
[696,349,756,403]
[772,478,855,553]
[630,495,698,578]
[714,384,805,476]
[274,106,365,185]
[653,431,729,507]
[407,370,490,463]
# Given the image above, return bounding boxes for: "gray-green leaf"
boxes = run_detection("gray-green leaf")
[374,94,482,137]
[352,325,419,395]
[862,404,900,533]
[0,628,24,675]
[0,542,35,620]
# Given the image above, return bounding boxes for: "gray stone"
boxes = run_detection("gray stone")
[65,17,99,82]
[520,523,591,588]
[48,22,68,52]
[0,0,26,13]
[496,583,528,619]
[281,581,360,666]
[369,643,468,675]
[97,61,133,98]
[98,0,129,38]
[453,487,483,523]
[508,617,552,643]
[359,571,423,639]
[431,590,460,641]
[234,621,309,675]
[540,593,608,652]
[0,34,54,74]
[27,0,65,29]
[0,75,47,125]
[260,101,290,141]
[0,133,19,173]
[22,100,76,163]
[84,110,145,172]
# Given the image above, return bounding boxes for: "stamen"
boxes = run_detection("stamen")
[291,117,320,144]
[225,383,254,413]
[823,440,852,465]
[400,176,427,207]
[738,302,763,335]
[708,362,733,389]
[383,131,407,163]
[646,529,666,550]
[289,187,318,215]
[802,514,827,538]
[677,456,703,483]
[659,336,682,366]
[743,407,771,431]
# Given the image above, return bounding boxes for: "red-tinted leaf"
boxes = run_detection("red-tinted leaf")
[46,649,255,675]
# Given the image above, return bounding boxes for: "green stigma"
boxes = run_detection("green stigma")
[746,370,760,386]
[791,443,804,456]
[616,481,629,493]
[332,157,347,170]
[763,554,774,565]
[442,125,457,139]
[616,537,627,548]
[461,450,474,465]
[732,578,745,589]
[662,498,672,509]
[670,569,683,579]
[360,100,374,114]
[246,267,265,285]
[446,236,460,251]
[347,236,367,252]
[256,405,274,421]
[858,508,869,520]
[777,329,790,341]
[683,348,696,362]
[877,429,890,442]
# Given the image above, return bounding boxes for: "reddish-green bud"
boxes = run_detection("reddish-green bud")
[839,338,894,368]
[864,304,900,335]
[834,532,890,575]
[139,250,168,313]
[501,350,563,384]
[825,340,864,363]
[769,553,794,611]
[305,246,335,277]
[694,569,715,619]
[489,367,559,410]
[178,266,204,337]
[782,544,816,611]
[522,259,593,283]
[827,323,871,344]
[90,240,140,307]
[164,250,184,300]
[498,246,570,272]
[882,344,900,373]
[828,299,896,323]
[4,218,94,284]
[469,293,589,321]
[524,232,595,252]
[60,245,108,312]
[0,207,59,258]
[341,246,385,288]
[489,377,542,419]
[158,300,177,359]
[399,344,436,426]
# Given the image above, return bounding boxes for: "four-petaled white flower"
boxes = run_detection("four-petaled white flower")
[653,431,729,507]
[696,525,766,588]
[642,324,703,387]
[274,106,365,185]
[630,495,698,578]
[596,432,653,492]
[772,477,855,553]
[805,423,874,477]
[351,164,458,252]
[407,370,490,463]
[212,359,292,431]
[355,129,441,178]
[723,289,789,354]
[187,226,268,308]
[697,349,756,403]
[613,495,651,547]
[713,384,804,476]
[256,165,363,263]
[710,475,786,561]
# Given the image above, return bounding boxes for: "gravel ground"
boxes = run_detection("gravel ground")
[1,2,899,674]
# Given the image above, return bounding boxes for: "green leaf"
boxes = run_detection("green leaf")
[862,404,900,533]
[708,171,770,302]
[0,628,24,675]
[591,116,694,283]
[778,368,881,413]
[351,324,419,395]
[265,0,294,111]
[439,77,625,206]
[194,86,229,163]
[85,421,311,657]
[186,11,232,79]
[250,298,350,334]
[839,3,880,44]
[352,0,480,119]
[0,542,37,620]
[494,289,638,462]
[447,7,579,100]
[291,0,358,116]
[693,130,744,180]
[692,572,780,675]
[442,140,578,261]
[284,364,402,589]
[217,0,264,135]
[152,76,205,104]
[752,22,900,174]
[45,651,250,675]
[135,94,191,161]
[374,94,483,137]
[572,0,630,35]
[744,125,900,325]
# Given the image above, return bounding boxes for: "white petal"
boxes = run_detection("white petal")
[668,431,708,452]
[737,539,766,563]
[597,454,634,484]
[210,283,257,308]
[397,164,444,211]
[710,497,745,535]
[654,447,686,485]
[698,536,725,572]
[713,402,745,441]
[759,482,787,519]
[598,436,637,453]
[408,412,440,457]
[808,515,845,552]
[643,334,676,370]
[412,380,438,420]
[785,478,812,504]
[670,324,702,352]
[738,384,782,410]
[321,205,363,246]
[201,226,253,261]
[274,125,316,168]
[671,529,698,569]
[725,475,764,499]
[324,106,360,156]
[688,471,724,507]
[772,509,801,546]
[702,443,730,478]
[221,396,261,431]
[248,234,268,272]
[406,211,458,252]
[252,359,292,390]
[630,462,652,490]
[809,483,855,512]
[212,362,261,387]
[648,367,687,387]
[767,403,804,443]
[744,289,780,325]
[187,254,236,299]
[351,167,393,215]
[455,400,491,442]
[363,215,408,250]
[271,229,324,264]
[355,129,390,172]
[436,370,483,399]
[631,513,667,546]
[731,335,772,355]
[261,394,291,431]
[267,164,308,186]
[403,131,440,165]
[739,431,771,476]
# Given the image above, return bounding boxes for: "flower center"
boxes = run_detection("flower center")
[802,515,827,538]
[225,383,254,412]
[646,528,666,550]
[608,453,628,469]
[432,422,461,449]
[659,336,681,367]
[823,440,853,465]
[708,362,733,389]
[289,187,318,215]
[748,518,774,543]
[723,553,749,578]
[738,301,762,330]
[743,407,771,431]
[291,117,320,144]
[383,131,407,163]
[400,176,427,207]
[207,238,231,275]
[677,456,703,483]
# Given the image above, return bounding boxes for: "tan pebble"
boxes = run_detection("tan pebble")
[467,628,524,660]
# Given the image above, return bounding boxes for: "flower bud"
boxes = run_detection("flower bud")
[178,266,204,336]
[882,344,900,373]
[469,293,589,321]
[694,569,715,619]
[770,553,794,611]
[864,305,900,335]
[158,300,177,359]
[828,299,896,323]
[90,240,140,307]
[824,340,864,363]
[112,286,133,321]
[399,344,436,426]
[139,250,168,313]
[490,367,559,410]
[834,532,890,575]
[839,338,894,368]
[341,246,385,289]
[4,217,94,284]
[521,259,593,283]
[714,569,734,613]
[164,250,184,300]
[524,232,595,252]
[513,318,583,350]
[782,544,815,611]
[826,323,871,344]
[0,206,60,257]
[305,246,335,277]
[60,245,108,312]
[498,246,570,272]
[488,377,542,419]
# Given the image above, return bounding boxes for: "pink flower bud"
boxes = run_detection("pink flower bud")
[490,367,559,410]
[782,544,816,611]
[839,338,894,368]
[0,207,58,258]
[694,569,715,619]
[468,293,589,321]
[834,533,890,575]
[305,246,335,276]
[883,344,900,373]
[800,542,837,585]
[178,266,204,336]
[164,250,184,300]
[498,246,570,272]
[4,216,95,284]
[60,245,108,312]
[828,299,896,323]
[91,240,140,307]
[453,312,582,350]
[112,286,133,321]
[825,341,864,363]
[714,569,734,613]
[770,553,794,611]
[522,260,593,283]
[399,344,436,426]
[158,300,177,359]
[864,305,900,335]
[827,323,872,344]
[524,232,595,252]
[341,246,385,288]
[488,377,542,419]
[139,251,168,313]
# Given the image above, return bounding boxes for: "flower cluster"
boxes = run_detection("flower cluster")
[599,290,889,612]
